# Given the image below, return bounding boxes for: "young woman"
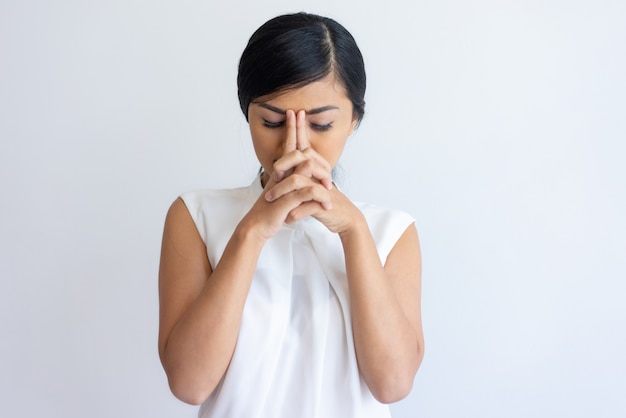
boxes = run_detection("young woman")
[158,12,424,418]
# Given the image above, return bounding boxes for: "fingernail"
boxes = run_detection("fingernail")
[265,191,273,201]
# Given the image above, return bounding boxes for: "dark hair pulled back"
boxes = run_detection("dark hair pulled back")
[237,13,366,123]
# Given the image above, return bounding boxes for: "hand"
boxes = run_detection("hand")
[264,110,361,234]
[239,110,336,240]
[271,110,333,190]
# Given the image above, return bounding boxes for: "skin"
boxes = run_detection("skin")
[158,75,424,405]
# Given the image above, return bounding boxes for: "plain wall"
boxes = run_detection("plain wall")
[1,1,625,417]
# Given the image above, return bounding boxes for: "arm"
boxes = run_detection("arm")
[158,111,333,405]
[270,184,425,402]
[158,198,266,405]
[266,110,424,402]
[340,216,424,403]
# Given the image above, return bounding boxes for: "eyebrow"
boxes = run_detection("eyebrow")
[257,103,339,115]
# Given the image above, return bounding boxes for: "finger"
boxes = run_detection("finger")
[272,151,307,182]
[293,159,333,190]
[265,175,333,210]
[301,148,333,190]
[284,110,297,156]
[274,146,333,190]
[296,110,310,151]
[265,173,310,202]
[274,110,297,182]
[286,201,327,224]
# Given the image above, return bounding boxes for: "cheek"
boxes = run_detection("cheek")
[313,135,348,166]
[250,127,280,164]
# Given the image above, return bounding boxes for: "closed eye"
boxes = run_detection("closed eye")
[263,120,332,132]
[263,120,285,129]
[311,123,332,132]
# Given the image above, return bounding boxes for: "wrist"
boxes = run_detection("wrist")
[234,217,269,249]
[338,211,368,241]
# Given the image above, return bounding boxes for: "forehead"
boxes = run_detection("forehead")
[255,76,351,110]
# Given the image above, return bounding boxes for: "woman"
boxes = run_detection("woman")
[158,12,424,418]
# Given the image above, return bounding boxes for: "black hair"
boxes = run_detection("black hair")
[237,13,366,123]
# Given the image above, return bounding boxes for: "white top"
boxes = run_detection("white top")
[180,176,415,418]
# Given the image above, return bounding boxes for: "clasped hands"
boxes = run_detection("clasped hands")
[248,109,358,239]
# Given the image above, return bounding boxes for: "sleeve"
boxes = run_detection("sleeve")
[358,203,416,265]
[178,188,253,270]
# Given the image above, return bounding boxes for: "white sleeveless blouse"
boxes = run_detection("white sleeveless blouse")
[180,176,415,418]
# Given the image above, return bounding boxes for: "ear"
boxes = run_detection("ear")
[349,117,359,136]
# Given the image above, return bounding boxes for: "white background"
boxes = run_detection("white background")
[1,1,625,417]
